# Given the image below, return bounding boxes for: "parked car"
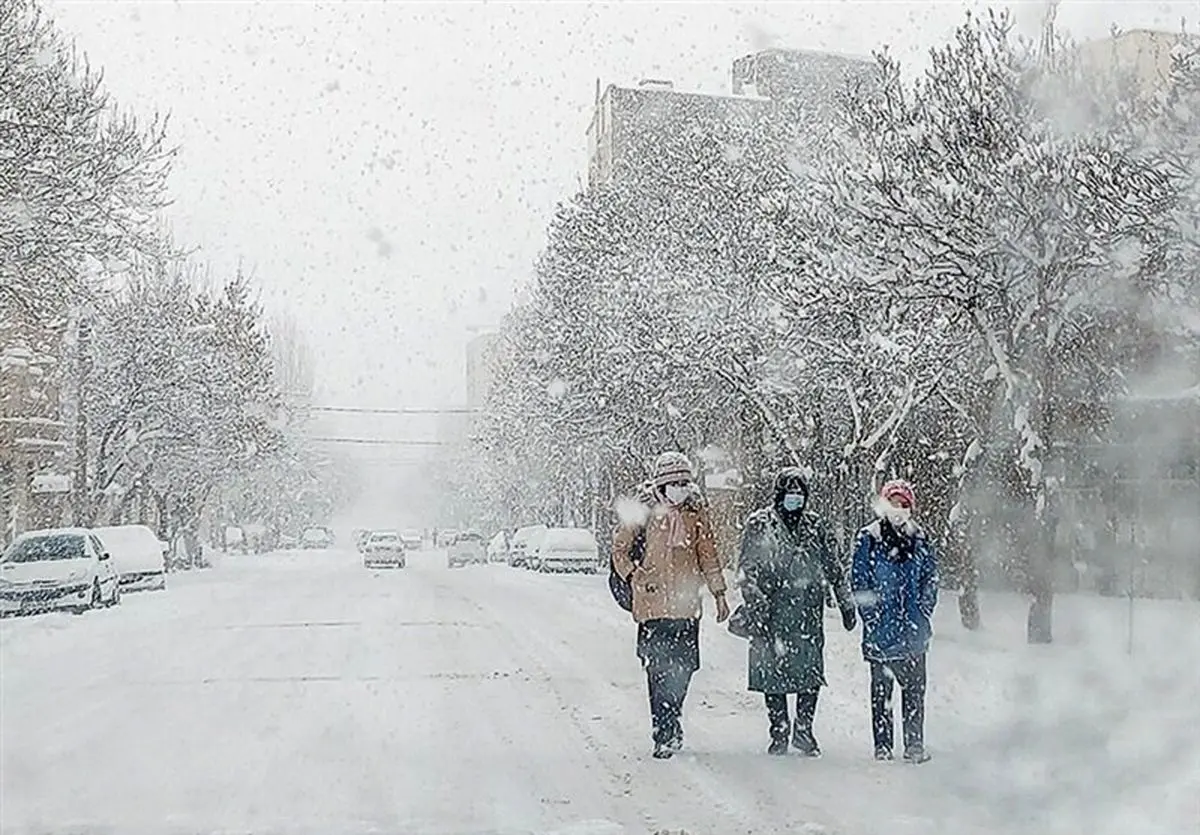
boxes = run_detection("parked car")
[487,530,509,563]
[508,524,547,569]
[532,527,600,573]
[436,529,459,548]
[363,530,406,568]
[300,526,335,549]
[92,524,168,591]
[400,529,423,551]
[447,531,486,568]
[0,528,122,616]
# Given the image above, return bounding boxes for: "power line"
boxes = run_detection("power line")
[308,406,481,415]
[305,437,447,447]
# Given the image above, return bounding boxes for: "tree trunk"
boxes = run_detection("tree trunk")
[1026,498,1058,643]
[950,523,982,630]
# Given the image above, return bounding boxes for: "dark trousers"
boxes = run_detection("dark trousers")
[638,618,699,747]
[869,654,927,754]
[647,663,692,746]
[764,691,818,740]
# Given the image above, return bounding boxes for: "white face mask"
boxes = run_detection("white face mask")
[664,484,689,506]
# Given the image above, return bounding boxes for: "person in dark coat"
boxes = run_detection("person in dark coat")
[737,467,857,756]
[613,452,729,760]
[851,479,939,764]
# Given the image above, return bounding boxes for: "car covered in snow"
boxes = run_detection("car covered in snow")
[400,529,423,551]
[0,528,122,615]
[92,524,168,591]
[487,530,509,563]
[300,526,334,549]
[530,527,600,573]
[508,524,547,569]
[363,530,406,568]
[447,531,486,568]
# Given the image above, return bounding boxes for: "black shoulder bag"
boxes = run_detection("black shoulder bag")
[608,527,646,612]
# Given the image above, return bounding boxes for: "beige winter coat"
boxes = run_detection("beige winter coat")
[613,501,727,623]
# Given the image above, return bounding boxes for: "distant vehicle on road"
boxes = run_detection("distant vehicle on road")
[0,528,122,616]
[93,524,168,591]
[487,530,509,563]
[300,526,335,549]
[447,531,486,568]
[436,529,459,548]
[532,527,600,573]
[508,524,547,569]
[363,530,406,569]
[400,529,423,551]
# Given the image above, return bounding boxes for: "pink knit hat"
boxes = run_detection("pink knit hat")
[881,480,915,509]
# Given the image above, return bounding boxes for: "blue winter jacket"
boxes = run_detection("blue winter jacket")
[851,519,938,662]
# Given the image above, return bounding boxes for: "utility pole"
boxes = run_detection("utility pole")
[71,315,92,526]
[1039,0,1060,60]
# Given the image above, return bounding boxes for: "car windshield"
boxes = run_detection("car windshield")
[2,535,87,563]
[372,534,399,542]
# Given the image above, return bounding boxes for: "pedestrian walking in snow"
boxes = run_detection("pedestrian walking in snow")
[612,452,730,760]
[851,480,939,764]
[734,467,856,756]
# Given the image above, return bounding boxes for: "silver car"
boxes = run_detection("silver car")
[447,531,486,568]
[363,531,406,569]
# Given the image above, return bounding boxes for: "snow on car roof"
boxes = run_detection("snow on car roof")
[14,527,92,539]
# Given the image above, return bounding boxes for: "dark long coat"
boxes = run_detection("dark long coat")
[738,507,853,694]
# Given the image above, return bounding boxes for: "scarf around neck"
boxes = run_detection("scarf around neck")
[879,517,915,562]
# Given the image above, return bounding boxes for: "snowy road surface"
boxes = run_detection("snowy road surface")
[3,548,1198,835]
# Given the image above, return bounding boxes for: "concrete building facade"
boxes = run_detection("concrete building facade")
[586,79,775,191]
[1,318,70,544]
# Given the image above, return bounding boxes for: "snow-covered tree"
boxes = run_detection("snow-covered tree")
[825,11,1183,642]
[80,262,281,561]
[0,0,170,322]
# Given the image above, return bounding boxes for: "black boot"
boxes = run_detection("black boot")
[765,693,790,756]
[903,746,931,764]
[792,692,821,757]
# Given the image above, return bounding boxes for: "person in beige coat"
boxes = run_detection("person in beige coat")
[612,452,729,759]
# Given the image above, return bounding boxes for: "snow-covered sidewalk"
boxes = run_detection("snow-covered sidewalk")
[2,549,1196,835]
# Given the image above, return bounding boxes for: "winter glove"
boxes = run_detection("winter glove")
[841,607,857,632]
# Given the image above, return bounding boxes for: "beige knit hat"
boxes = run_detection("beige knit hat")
[651,451,694,486]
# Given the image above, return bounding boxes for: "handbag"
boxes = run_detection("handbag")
[607,527,646,612]
[727,599,768,640]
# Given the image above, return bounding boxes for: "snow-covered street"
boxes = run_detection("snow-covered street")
[3,549,1197,835]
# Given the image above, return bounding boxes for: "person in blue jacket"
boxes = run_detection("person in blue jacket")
[851,479,938,764]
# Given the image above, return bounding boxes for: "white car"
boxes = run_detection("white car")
[363,530,406,568]
[533,527,600,573]
[487,531,509,563]
[400,529,423,551]
[0,528,122,615]
[447,531,487,568]
[508,524,547,569]
[301,526,335,549]
[93,524,168,592]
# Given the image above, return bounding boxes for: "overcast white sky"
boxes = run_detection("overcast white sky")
[46,0,1192,419]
